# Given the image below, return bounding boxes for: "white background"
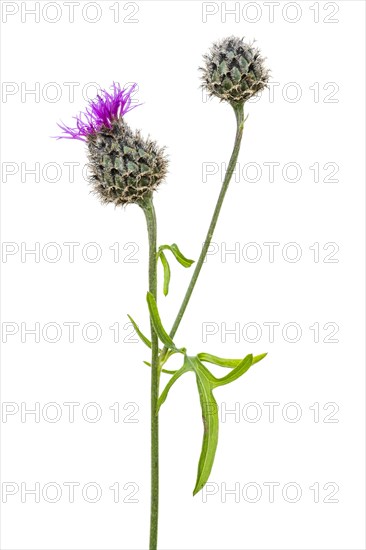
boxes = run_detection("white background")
[1,1,365,549]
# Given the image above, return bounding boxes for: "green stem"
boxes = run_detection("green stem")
[161,102,245,360]
[142,197,159,550]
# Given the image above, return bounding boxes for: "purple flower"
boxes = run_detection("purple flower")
[56,82,138,141]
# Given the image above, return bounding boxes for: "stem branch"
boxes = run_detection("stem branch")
[161,103,245,360]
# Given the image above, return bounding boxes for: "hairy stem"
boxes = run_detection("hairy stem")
[161,103,245,361]
[142,197,159,550]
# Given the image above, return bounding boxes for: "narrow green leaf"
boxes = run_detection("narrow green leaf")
[193,379,219,496]
[159,243,194,268]
[191,354,264,493]
[188,357,219,496]
[127,314,151,349]
[146,292,177,350]
[197,352,240,368]
[252,352,268,365]
[212,354,253,388]
[170,243,194,267]
[158,251,171,296]
[197,352,267,369]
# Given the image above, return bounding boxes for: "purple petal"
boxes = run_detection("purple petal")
[55,82,139,141]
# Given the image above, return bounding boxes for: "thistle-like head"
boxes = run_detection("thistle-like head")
[201,36,269,105]
[56,83,168,207]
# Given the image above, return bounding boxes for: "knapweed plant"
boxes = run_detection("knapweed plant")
[56,36,269,550]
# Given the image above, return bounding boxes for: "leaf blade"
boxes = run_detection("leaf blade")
[127,314,151,349]
[158,250,171,296]
[213,354,253,388]
[146,292,177,350]
[197,352,267,369]
[197,352,240,368]
[189,357,219,496]
[159,243,194,268]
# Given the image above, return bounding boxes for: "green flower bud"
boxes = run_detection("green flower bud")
[201,36,269,104]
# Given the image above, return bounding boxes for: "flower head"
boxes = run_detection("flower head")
[88,119,168,207]
[201,36,269,104]
[56,82,138,141]
[55,81,168,207]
